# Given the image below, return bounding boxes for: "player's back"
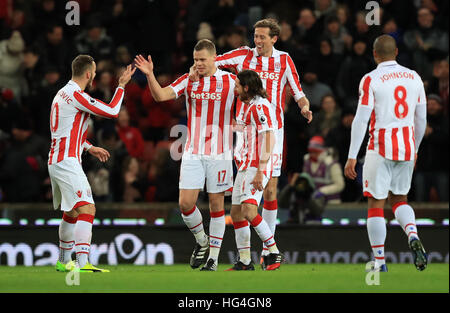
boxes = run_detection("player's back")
[361,61,426,161]
[48,81,91,165]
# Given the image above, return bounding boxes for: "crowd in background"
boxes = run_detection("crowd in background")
[0,0,448,206]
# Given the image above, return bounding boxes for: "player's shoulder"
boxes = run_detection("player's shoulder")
[216,68,237,81]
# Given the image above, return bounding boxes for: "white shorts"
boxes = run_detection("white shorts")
[179,153,233,193]
[48,158,94,212]
[271,128,284,177]
[362,152,414,200]
[232,168,270,206]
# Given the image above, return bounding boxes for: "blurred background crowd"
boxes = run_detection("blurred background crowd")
[0,0,448,209]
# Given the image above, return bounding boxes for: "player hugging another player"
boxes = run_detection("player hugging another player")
[226,69,284,271]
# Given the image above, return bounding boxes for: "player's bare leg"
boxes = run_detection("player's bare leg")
[242,202,284,270]
[261,176,278,266]
[366,197,388,272]
[226,204,254,270]
[388,192,427,271]
[201,192,226,271]
[179,189,209,268]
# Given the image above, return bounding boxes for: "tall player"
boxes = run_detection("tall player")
[134,39,236,271]
[344,35,428,272]
[214,18,312,268]
[51,55,135,272]
[227,69,284,271]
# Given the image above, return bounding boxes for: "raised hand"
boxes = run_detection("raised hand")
[134,54,154,76]
[118,64,136,87]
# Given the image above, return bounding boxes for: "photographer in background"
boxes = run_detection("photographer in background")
[280,136,345,224]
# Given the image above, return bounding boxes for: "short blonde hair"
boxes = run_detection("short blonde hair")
[194,39,216,54]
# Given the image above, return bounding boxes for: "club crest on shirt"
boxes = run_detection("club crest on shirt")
[275,62,281,71]
[216,81,223,90]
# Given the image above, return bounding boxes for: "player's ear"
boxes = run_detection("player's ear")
[271,35,278,45]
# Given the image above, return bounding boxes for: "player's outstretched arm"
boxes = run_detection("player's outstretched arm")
[73,64,135,119]
[134,54,175,102]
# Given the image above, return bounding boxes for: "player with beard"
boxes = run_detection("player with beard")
[51,55,135,272]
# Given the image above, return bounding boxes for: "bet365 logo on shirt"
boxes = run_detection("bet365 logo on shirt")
[190,91,222,101]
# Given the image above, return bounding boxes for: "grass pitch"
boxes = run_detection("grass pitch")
[0,264,448,293]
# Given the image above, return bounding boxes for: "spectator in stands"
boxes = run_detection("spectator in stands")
[32,65,64,138]
[146,146,179,202]
[336,37,374,111]
[36,24,73,78]
[116,107,144,159]
[0,87,21,134]
[98,127,129,201]
[308,94,342,138]
[0,116,49,202]
[217,26,247,56]
[121,155,147,203]
[351,11,381,47]
[295,8,321,66]
[300,66,333,112]
[414,94,449,202]
[284,97,310,175]
[75,19,115,62]
[279,135,345,224]
[0,30,25,102]
[22,46,46,105]
[427,57,449,116]
[276,20,301,64]
[90,70,114,103]
[322,14,352,56]
[325,108,365,202]
[310,37,341,93]
[403,7,448,83]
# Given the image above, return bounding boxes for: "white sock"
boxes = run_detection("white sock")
[58,213,77,264]
[181,206,208,246]
[367,208,386,266]
[393,202,419,242]
[209,210,225,262]
[262,200,278,256]
[250,214,278,254]
[74,214,94,268]
[233,220,251,265]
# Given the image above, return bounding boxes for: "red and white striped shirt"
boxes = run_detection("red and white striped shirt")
[239,95,277,175]
[48,80,124,165]
[216,46,305,129]
[355,61,427,161]
[169,69,236,157]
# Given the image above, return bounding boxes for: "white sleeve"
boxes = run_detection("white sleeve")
[285,54,305,102]
[73,87,124,118]
[347,74,374,159]
[414,77,427,153]
[169,74,189,99]
[348,105,373,159]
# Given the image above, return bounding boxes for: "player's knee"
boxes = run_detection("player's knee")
[179,199,195,213]
[76,203,96,216]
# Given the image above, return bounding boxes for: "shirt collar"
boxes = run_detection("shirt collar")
[254,46,281,58]
[377,60,398,68]
[68,80,82,91]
